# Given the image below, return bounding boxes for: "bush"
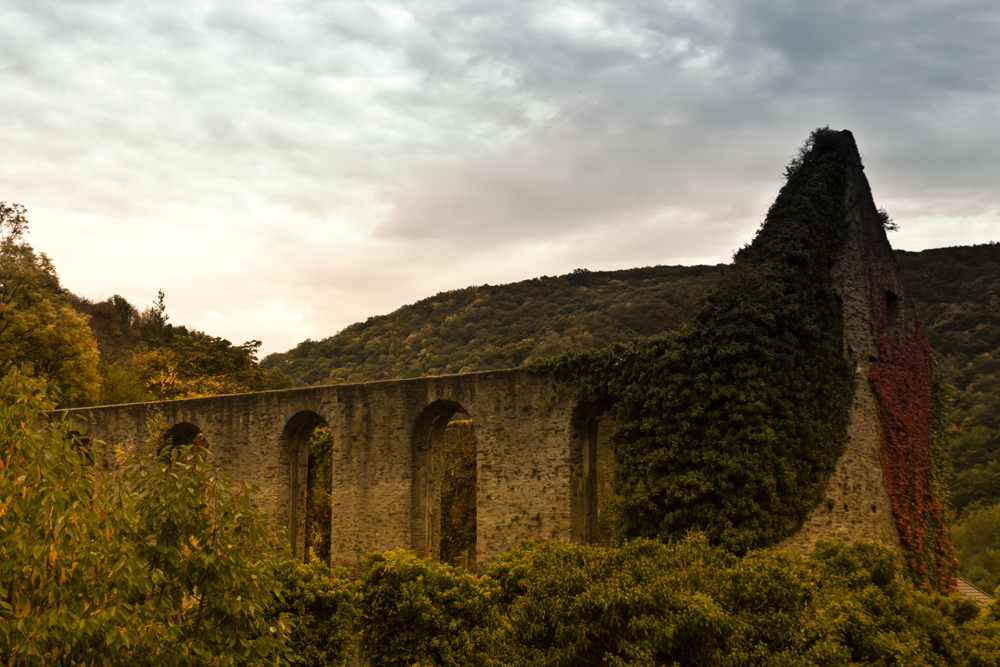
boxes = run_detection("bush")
[261,558,359,667]
[358,549,496,667]
[485,536,1000,667]
[333,537,1000,666]
[489,537,737,666]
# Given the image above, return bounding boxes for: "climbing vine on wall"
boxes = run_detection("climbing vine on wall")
[440,420,477,570]
[529,128,856,554]
[868,288,958,591]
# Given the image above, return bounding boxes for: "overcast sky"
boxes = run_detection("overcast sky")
[2,0,998,357]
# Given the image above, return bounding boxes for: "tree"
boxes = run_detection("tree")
[0,368,290,665]
[0,201,28,245]
[74,289,295,405]
[0,237,100,407]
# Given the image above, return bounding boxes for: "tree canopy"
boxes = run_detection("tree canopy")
[0,368,290,665]
[0,218,99,407]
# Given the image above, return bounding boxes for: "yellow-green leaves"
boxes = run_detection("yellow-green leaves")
[0,241,100,408]
[0,368,290,666]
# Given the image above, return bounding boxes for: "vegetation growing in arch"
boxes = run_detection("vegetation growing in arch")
[440,419,477,570]
[306,426,335,564]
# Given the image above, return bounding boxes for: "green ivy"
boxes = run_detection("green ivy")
[528,128,856,553]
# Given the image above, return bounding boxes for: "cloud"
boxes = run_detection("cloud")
[0,0,997,356]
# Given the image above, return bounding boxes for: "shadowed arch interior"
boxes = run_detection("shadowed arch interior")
[570,401,613,546]
[410,400,469,561]
[160,422,208,457]
[280,410,329,559]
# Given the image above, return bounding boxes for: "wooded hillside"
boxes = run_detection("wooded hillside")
[895,244,1000,519]
[262,264,723,385]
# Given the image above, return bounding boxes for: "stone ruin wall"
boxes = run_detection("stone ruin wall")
[777,135,908,555]
[71,370,604,572]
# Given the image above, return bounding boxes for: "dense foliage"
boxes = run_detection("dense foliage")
[0,368,289,666]
[0,224,99,407]
[528,129,856,555]
[260,559,358,667]
[73,290,294,405]
[358,549,495,667]
[261,264,721,385]
[358,536,1000,667]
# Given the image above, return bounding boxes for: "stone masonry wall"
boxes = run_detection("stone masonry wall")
[65,370,591,572]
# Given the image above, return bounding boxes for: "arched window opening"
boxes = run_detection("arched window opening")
[440,417,477,571]
[571,402,612,546]
[280,411,329,561]
[411,400,477,570]
[159,422,208,458]
[306,426,335,564]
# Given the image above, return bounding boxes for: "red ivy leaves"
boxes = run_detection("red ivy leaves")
[868,277,957,593]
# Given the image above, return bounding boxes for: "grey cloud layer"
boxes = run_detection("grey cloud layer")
[0,0,997,355]
[383,0,1000,242]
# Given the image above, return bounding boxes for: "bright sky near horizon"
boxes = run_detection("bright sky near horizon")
[2,1,998,357]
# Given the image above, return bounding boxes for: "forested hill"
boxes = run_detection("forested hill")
[261,264,723,385]
[895,243,1000,522]
[892,243,1000,594]
[896,244,1000,358]
[262,245,999,389]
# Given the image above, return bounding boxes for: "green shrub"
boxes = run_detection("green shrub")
[261,559,359,667]
[346,539,1000,667]
[358,549,497,667]
[488,537,737,667]
[484,536,1000,667]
